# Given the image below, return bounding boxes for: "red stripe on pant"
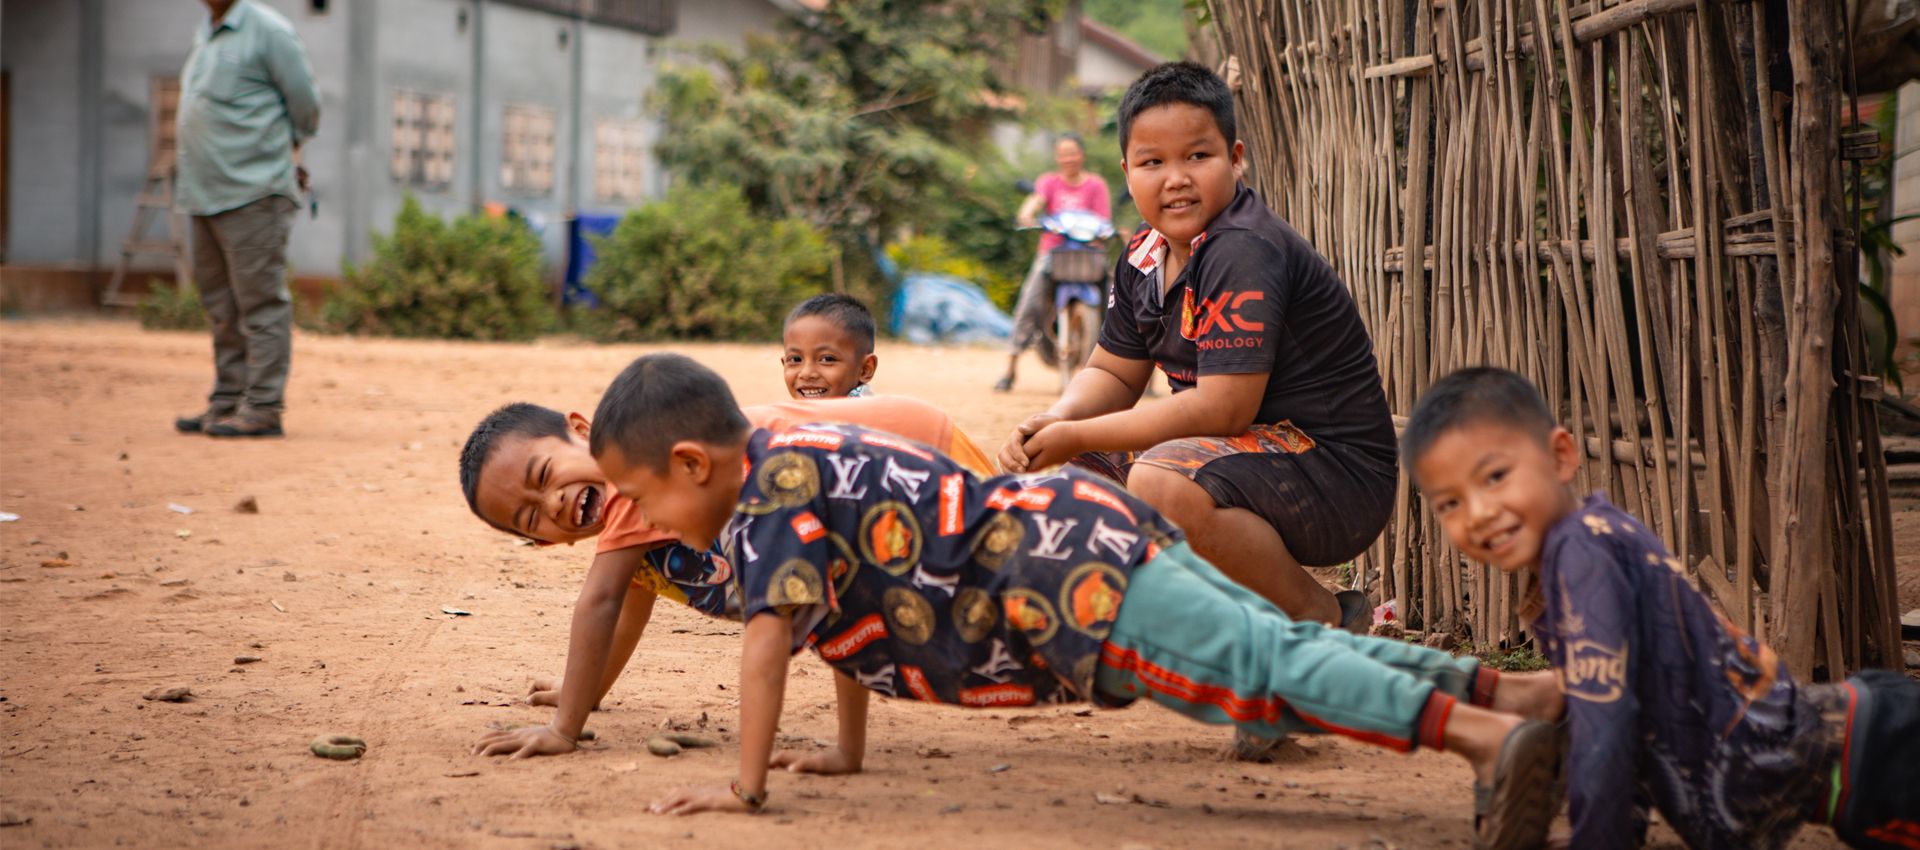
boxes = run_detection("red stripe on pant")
[1098,642,1428,753]
[1471,667,1501,708]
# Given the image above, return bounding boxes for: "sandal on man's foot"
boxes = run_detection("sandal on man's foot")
[206,408,284,439]
[1472,720,1563,850]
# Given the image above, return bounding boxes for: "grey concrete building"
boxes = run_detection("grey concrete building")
[1,0,794,307]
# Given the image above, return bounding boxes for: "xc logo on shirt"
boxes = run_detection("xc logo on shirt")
[1181,289,1267,340]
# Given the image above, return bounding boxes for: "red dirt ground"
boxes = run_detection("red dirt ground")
[0,320,1877,849]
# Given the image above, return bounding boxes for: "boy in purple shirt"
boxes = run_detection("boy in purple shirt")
[1405,367,1919,849]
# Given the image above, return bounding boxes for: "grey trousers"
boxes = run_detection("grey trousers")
[1007,250,1058,367]
[191,195,297,413]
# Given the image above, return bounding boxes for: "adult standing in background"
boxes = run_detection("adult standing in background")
[172,0,319,438]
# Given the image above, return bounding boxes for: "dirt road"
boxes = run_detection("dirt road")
[0,320,1869,848]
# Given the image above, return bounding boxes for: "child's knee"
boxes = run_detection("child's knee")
[1127,465,1216,531]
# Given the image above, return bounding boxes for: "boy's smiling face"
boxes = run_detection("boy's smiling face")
[1413,419,1582,573]
[596,440,744,547]
[472,413,611,545]
[1122,102,1244,254]
[782,314,876,399]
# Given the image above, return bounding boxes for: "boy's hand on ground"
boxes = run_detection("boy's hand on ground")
[470,724,577,759]
[524,677,599,710]
[771,747,861,775]
[998,413,1063,473]
[526,676,560,706]
[1021,420,1081,471]
[648,784,754,816]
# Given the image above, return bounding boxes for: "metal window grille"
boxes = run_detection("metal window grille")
[592,118,647,203]
[391,89,456,191]
[501,104,558,196]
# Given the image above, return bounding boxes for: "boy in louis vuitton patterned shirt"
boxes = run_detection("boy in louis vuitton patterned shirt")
[1406,367,1920,850]
[587,354,1566,850]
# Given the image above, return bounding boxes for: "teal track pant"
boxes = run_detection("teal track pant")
[1094,542,1491,751]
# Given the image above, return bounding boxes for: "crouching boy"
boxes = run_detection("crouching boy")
[1405,367,1919,849]
[591,353,1566,850]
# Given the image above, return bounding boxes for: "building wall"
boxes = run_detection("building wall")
[673,0,784,47]
[4,1,90,265]
[478,1,573,261]
[1075,39,1145,92]
[576,23,662,211]
[3,0,788,286]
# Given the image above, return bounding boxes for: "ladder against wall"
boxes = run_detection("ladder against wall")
[103,76,190,308]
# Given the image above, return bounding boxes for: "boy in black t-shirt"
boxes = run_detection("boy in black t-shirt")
[1000,62,1395,636]
[584,354,1568,850]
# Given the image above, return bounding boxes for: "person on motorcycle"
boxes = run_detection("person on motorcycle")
[994,133,1112,393]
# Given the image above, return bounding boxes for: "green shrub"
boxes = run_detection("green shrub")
[322,195,553,340]
[137,280,209,331]
[580,184,832,341]
[1474,644,1551,672]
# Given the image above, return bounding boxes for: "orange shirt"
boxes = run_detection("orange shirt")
[595,396,993,554]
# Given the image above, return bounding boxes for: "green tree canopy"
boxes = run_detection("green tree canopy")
[653,0,1063,297]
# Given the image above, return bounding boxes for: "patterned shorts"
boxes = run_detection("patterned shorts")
[1071,422,1395,566]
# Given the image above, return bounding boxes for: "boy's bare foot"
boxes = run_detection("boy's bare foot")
[1488,671,1564,723]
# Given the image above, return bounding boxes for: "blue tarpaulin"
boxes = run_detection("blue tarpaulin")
[888,271,1013,345]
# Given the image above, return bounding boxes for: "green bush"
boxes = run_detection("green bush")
[322,195,553,340]
[580,184,832,341]
[137,280,209,331]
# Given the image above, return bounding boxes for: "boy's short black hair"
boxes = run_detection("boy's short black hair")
[459,402,570,526]
[1402,367,1558,469]
[785,293,876,355]
[589,353,752,471]
[1117,61,1237,155]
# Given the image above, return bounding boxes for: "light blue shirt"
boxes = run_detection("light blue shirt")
[174,0,320,216]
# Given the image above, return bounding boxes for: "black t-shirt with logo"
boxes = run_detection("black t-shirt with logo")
[1100,185,1395,463]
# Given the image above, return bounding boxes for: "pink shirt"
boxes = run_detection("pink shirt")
[1034,172,1112,252]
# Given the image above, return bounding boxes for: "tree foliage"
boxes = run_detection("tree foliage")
[653,0,1063,301]
[322,196,553,341]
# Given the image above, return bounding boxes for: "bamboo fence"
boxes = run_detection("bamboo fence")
[1206,0,1898,676]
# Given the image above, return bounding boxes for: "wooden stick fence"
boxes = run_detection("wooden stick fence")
[1207,0,1898,676]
